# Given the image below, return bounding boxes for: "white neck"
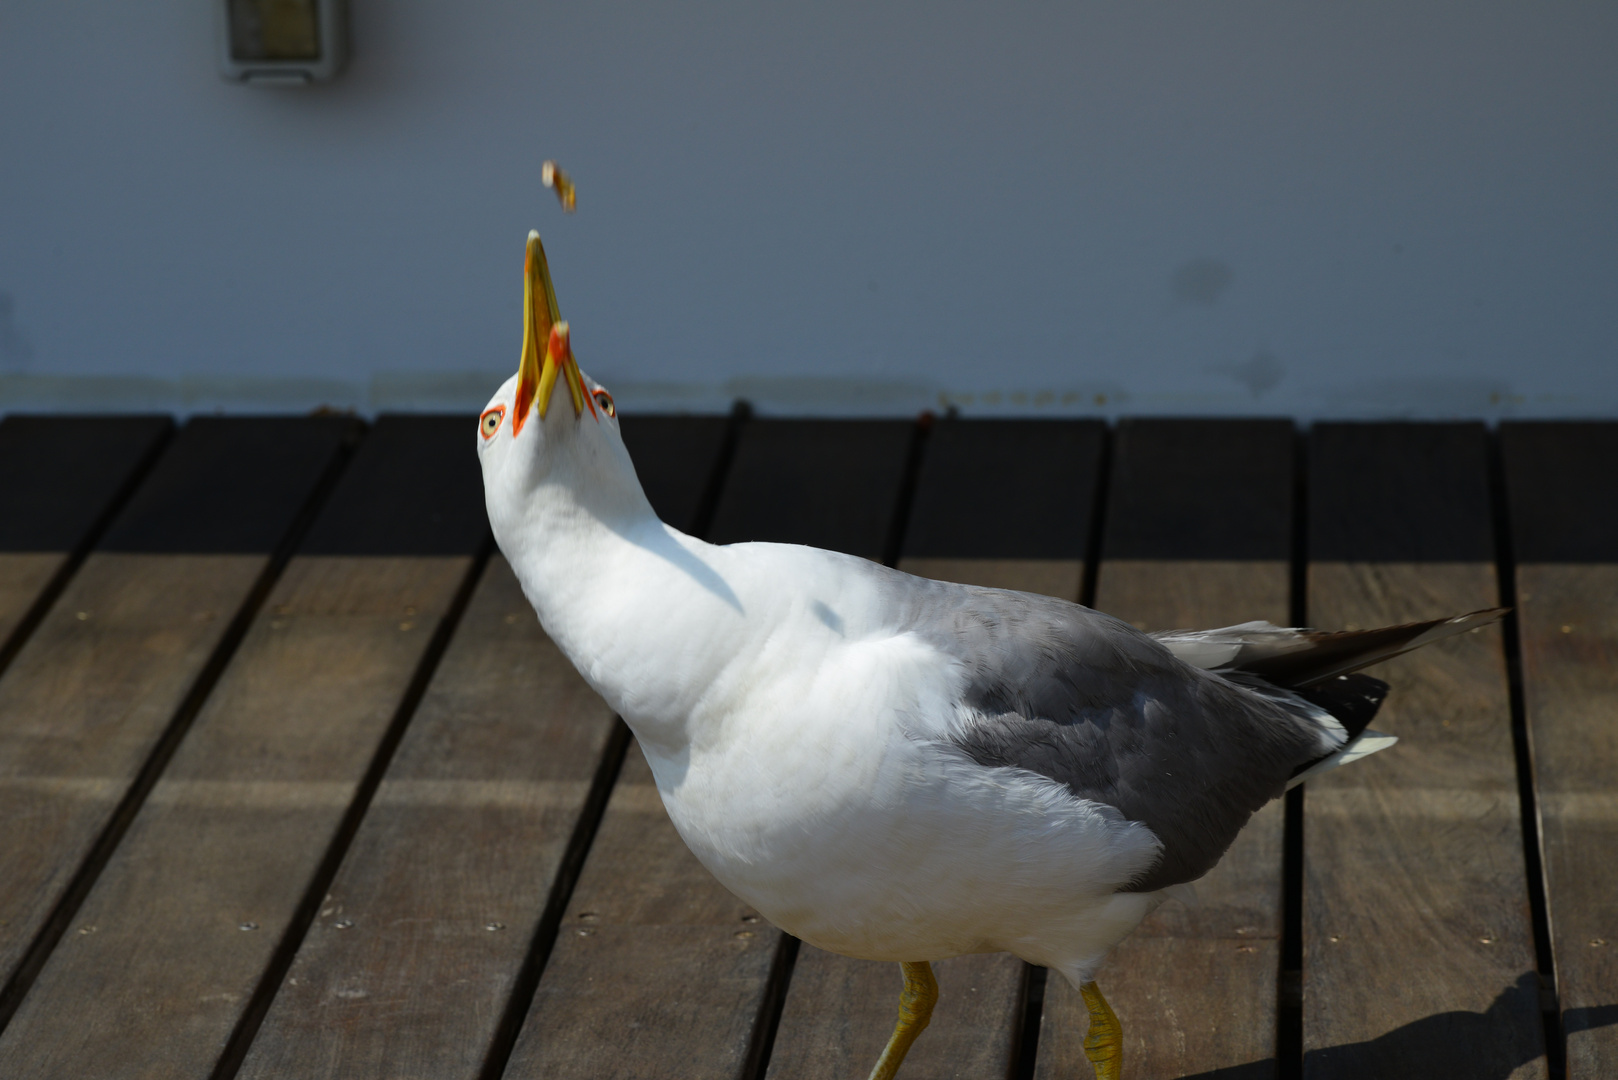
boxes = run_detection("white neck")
[494,459,750,758]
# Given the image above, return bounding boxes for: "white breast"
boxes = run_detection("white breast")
[631,585,1164,962]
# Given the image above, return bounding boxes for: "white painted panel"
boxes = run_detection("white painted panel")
[1,2,1614,417]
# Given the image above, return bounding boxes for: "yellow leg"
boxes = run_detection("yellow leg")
[866,960,939,1080]
[1079,980,1123,1080]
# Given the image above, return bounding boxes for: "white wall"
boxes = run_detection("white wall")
[2,1,1615,418]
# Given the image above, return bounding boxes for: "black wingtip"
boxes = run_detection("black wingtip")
[1296,673,1389,744]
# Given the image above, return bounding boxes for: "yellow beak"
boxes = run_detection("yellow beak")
[513,230,591,434]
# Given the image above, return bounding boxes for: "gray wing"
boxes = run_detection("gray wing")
[901,583,1326,892]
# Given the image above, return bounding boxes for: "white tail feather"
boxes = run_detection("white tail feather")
[1287,730,1399,789]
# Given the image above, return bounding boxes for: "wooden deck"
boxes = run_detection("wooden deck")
[0,413,1613,1080]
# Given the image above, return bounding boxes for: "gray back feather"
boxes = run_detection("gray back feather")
[863,566,1327,892]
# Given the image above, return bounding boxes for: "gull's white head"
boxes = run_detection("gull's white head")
[477,230,650,556]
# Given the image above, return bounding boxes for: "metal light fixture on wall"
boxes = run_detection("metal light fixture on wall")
[218,0,349,85]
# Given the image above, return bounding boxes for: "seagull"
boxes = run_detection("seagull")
[477,230,1503,1080]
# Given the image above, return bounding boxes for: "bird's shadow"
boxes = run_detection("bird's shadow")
[1181,973,1618,1080]
[611,516,745,613]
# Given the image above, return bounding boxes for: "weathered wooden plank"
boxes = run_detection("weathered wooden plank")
[1304,423,1545,1079]
[0,416,173,553]
[295,416,484,557]
[0,554,64,661]
[509,418,918,1079]
[0,415,170,652]
[0,416,484,1079]
[707,418,915,560]
[899,418,1105,599]
[232,416,729,1079]
[769,950,1024,1080]
[232,557,620,1080]
[1037,418,1296,1080]
[1502,422,1618,1077]
[0,417,351,1010]
[618,413,733,532]
[1102,419,1294,565]
[506,745,782,1080]
[766,419,1102,1080]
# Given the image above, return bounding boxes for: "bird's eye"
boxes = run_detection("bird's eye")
[592,390,615,418]
[479,406,505,439]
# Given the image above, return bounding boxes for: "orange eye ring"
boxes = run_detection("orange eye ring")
[592,389,615,418]
[479,405,506,439]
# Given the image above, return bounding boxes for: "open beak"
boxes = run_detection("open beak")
[513,230,593,434]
